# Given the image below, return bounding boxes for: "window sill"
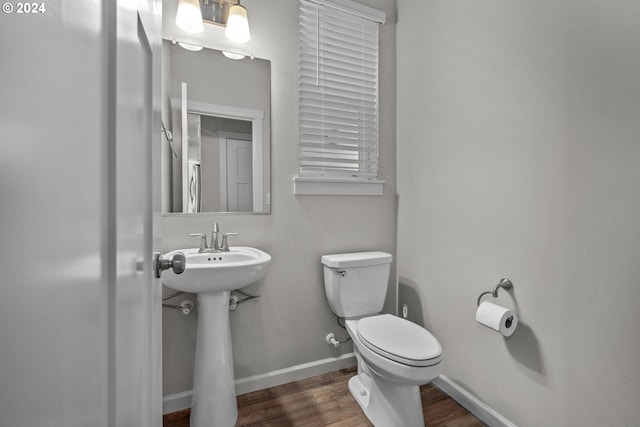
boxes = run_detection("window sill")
[293,176,385,196]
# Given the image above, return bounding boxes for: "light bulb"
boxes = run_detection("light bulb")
[176,0,204,34]
[225,3,250,43]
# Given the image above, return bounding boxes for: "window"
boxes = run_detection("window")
[294,0,386,195]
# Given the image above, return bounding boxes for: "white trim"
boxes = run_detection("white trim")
[219,134,228,210]
[162,353,356,414]
[235,352,356,395]
[162,390,192,415]
[432,375,518,427]
[294,176,385,196]
[305,0,386,24]
[250,118,265,212]
[182,100,265,123]
[180,84,189,213]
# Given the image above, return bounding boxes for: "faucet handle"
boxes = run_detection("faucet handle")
[220,233,238,251]
[189,233,208,253]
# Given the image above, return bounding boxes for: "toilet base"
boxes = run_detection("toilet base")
[348,371,425,427]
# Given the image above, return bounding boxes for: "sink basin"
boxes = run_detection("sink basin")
[162,246,271,293]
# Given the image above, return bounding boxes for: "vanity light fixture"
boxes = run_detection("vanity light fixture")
[176,0,204,33]
[225,0,251,43]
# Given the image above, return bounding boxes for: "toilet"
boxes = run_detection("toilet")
[321,251,443,427]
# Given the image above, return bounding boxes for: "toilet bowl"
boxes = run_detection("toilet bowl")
[345,315,442,427]
[321,252,444,427]
[348,315,442,383]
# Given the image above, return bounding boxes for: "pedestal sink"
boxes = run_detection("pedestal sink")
[162,247,271,427]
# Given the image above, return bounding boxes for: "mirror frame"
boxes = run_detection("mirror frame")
[162,39,271,216]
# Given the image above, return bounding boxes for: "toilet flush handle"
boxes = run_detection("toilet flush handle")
[335,270,347,277]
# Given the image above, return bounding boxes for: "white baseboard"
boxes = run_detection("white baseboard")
[432,375,517,427]
[162,390,192,415]
[234,352,356,395]
[163,352,356,414]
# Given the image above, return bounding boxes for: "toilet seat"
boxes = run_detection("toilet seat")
[357,314,442,367]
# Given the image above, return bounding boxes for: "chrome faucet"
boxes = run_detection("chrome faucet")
[189,223,238,252]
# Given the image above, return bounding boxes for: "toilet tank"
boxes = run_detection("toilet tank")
[321,251,392,318]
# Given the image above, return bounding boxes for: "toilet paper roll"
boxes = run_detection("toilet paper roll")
[476,301,518,337]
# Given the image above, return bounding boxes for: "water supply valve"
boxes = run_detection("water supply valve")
[325,333,340,348]
[180,300,194,315]
[229,295,239,311]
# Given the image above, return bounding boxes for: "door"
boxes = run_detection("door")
[219,133,253,212]
[114,1,163,426]
[0,1,162,426]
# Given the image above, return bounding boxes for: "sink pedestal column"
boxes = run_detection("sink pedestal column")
[190,290,237,427]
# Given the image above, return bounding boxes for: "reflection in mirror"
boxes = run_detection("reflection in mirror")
[184,113,254,213]
[161,40,271,214]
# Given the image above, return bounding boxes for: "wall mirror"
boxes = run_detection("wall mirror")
[161,40,271,214]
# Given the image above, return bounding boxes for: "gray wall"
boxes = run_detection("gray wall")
[396,0,640,426]
[162,0,397,396]
[0,3,110,424]
[168,41,271,112]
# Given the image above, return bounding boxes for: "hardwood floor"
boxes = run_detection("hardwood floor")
[163,367,486,427]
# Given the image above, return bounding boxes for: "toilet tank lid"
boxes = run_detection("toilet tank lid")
[321,251,392,268]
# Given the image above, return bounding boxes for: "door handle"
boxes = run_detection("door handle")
[153,252,186,279]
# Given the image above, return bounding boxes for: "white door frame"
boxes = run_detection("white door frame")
[171,98,265,212]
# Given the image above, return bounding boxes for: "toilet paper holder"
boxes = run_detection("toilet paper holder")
[477,278,513,306]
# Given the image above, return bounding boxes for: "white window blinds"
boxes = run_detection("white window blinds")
[298,0,384,180]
